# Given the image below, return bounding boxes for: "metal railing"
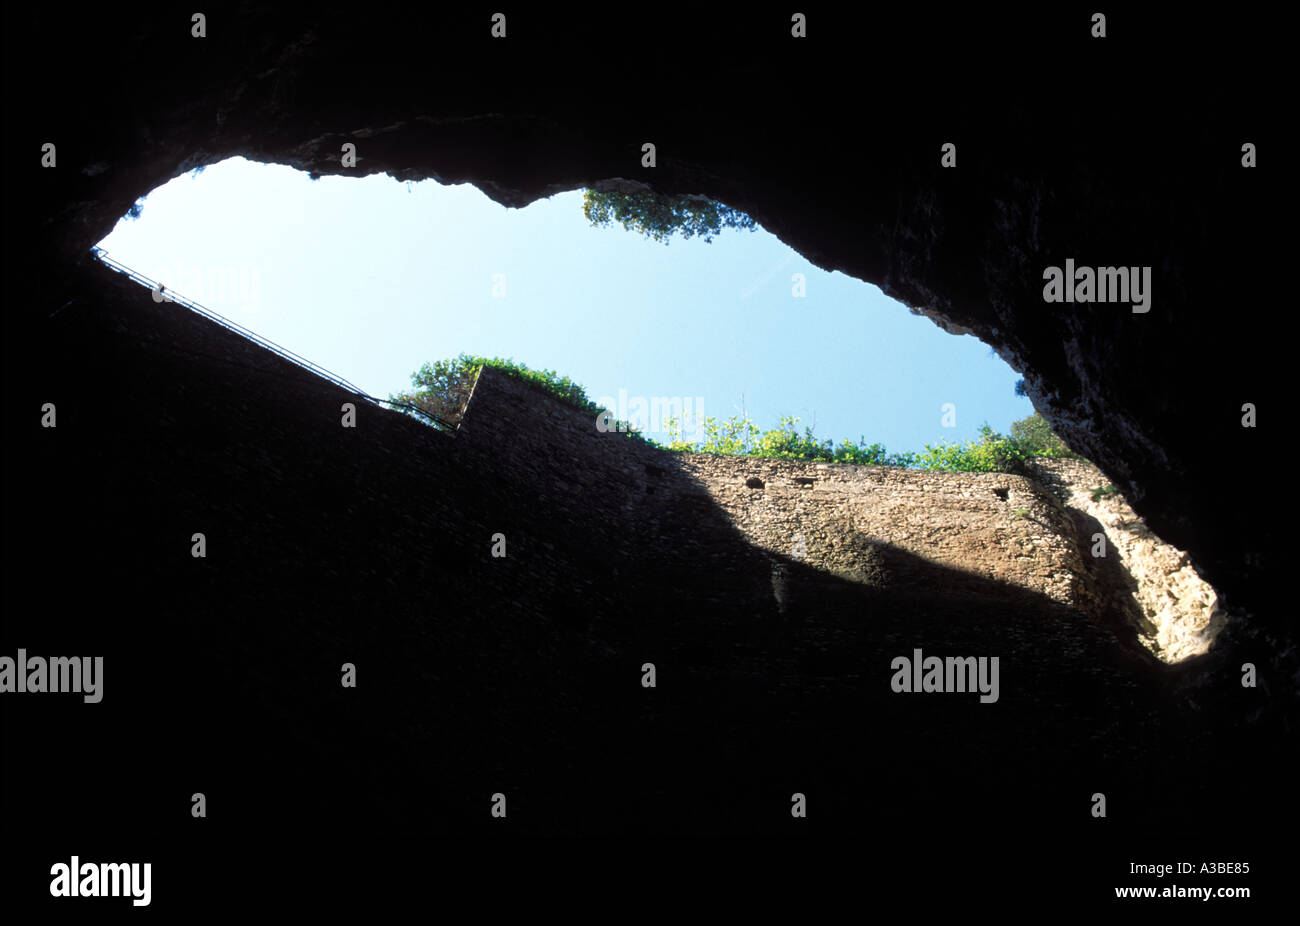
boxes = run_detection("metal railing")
[90,247,454,431]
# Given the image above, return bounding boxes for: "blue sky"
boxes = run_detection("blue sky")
[95,156,1032,450]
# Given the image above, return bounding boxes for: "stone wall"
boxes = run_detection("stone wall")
[677,455,1087,608]
[457,368,1223,664]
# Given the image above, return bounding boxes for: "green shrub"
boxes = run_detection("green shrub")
[395,358,1088,474]
[663,411,1087,474]
[391,353,651,442]
[1010,411,1081,458]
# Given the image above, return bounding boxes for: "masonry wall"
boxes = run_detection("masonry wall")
[455,367,773,619]
[677,455,1089,608]
[457,368,1213,662]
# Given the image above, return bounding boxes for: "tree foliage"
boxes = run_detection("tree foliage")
[389,354,482,427]
[393,356,1084,473]
[582,189,758,244]
[1009,411,1079,458]
[390,353,646,438]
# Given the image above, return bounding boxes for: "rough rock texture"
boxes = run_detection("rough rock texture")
[459,375,1162,642]
[1030,458,1226,662]
[681,456,1092,610]
[678,455,1229,665]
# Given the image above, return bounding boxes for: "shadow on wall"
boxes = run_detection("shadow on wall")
[6,258,1283,847]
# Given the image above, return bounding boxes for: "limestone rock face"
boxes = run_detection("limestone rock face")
[1028,459,1226,663]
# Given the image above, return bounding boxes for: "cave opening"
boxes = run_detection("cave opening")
[87,156,1225,664]
[92,156,1032,455]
